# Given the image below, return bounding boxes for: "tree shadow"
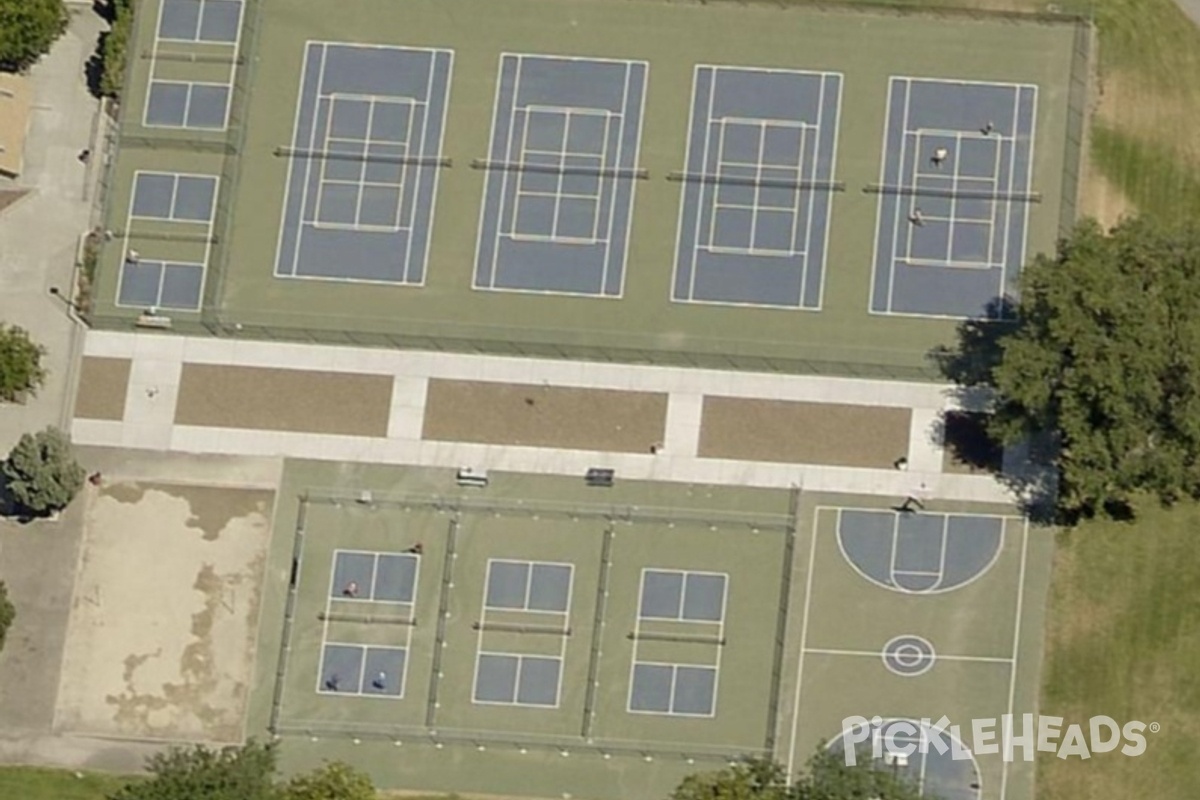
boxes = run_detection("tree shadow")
[926,296,1060,525]
[84,33,107,99]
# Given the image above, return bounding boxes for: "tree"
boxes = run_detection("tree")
[0,582,14,653]
[796,749,924,800]
[104,743,380,800]
[108,741,278,800]
[671,754,925,800]
[279,762,377,800]
[955,216,1200,519]
[0,0,69,71]
[100,0,134,97]
[3,427,85,515]
[671,758,792,800]
[0,324,47,403]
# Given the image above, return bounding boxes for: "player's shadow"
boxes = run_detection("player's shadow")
[927,296,1059,524]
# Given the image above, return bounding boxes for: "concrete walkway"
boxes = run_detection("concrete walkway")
[0,8,103,452]
[74,331,1025,505]
[1176,0,1200,27]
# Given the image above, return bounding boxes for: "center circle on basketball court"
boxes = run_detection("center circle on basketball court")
[882,634,936,677]
[835,508,1005,595]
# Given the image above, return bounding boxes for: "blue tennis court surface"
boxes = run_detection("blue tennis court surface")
[274,43,452,284]
[473,54,647,297]
[871,77,1037,319]
[672,67,841,309]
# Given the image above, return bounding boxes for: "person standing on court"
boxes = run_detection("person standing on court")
[931,147,948,168]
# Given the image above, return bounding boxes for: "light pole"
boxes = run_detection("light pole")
[48,286,81,314]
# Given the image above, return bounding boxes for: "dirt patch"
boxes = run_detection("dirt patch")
[55,483,274,742]
[698,397,910,468]
[103,482,270,541]
[0,189,30,214]
[74,357,132,421]
[175,364,392,437]
[422,380,667,453]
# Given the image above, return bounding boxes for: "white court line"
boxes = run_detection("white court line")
[999,518,1031,800]
[997,88,1021,302]
[420,50,454,285]
[312,92,340,229]
[616,60,649,299]
[554,564,576,708]
[945,133,965,263]
[401,63,438,281]
[867,77,898,316]
[492,54,524,286]
[720,115,814,130]
[292,44,329,276]
[550,110,571,240]
[808,73,840,310]
[598,65,631,294]
[799,79,826,303]
[785,506,822,777]
[900,75,1035,91]
[272,41,315,278]
[887,78,913,315]
[1015,86,1040,309]
[669,65,704,303]
[689,67,718,301]
[314,552,339,693]
[470,559,496,704]
[709,575,729,717]
[988,129,1004,266]
[750,122,767,250]
[352,101,378,227]
[701,117,729,253]
[591,114,616,242]
[472,55,509,290]
[936,514,950,592]
[625,568,648,713]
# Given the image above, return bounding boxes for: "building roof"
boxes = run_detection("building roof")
[0,72,32,178]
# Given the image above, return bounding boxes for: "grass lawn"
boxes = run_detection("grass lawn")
[1037,498,1200,798]
[0,766,136,800]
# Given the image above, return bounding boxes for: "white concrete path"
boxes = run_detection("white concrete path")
[73,331,1020,504]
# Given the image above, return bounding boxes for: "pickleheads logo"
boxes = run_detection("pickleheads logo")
[839,715,1158,764]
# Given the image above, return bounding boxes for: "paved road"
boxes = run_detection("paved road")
[0,8,163,777]
[0,7,102,454]
[1177,0,1200,26]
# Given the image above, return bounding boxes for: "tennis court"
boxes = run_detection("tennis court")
[93,0,1083,379]
[473,54,647,297]
[870,78,1038,319]
[672,66,841,309]
[274,42,453,284]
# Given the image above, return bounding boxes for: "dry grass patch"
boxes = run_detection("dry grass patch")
[175,365,392,436]
[422,379,667,453]
[699,397,909,467]
[74,356,131,420]
[1038,499,1200,800]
